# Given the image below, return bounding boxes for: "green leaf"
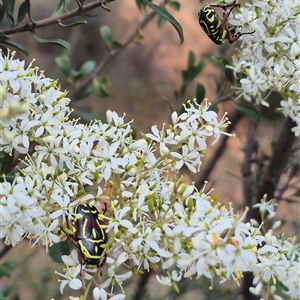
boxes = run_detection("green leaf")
[179,54,208,97]
[75,86,93,101]
[49,240,72,263]
[32,34,71,49]
[0,4,5,23]
[1,284,14,298]
[195,58,208,74]
[135,0,146,11]
[232,100,260,119]
[111,40,123,50]
[93,78,110,98]
[0,40,28,55]
[57,19,87,27]
[224,67,234,83]
[3,0,15,24]
[100,25,113,50]
[195,83,205,103]
[79,60,96,78]
[0,172,16,183]
[156,14,167,28]
[187,50,195,67]
[0,262,14,278]
[211,55,230,69]
[17,0,30,24]
[54,55,72,77]
[74,109,104,123]
[100,4,111,12]
[0,34,9,41]
[169,1,180,11]
[11,294,21,300]
[141,0,184,44]
[52,0,71,16]
[0,150,14,174]
[211,55,233,82]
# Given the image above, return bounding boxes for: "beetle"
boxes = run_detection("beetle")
[62,203,107,272]
[198,1,254,44]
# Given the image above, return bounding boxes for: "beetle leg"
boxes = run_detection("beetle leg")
[97,255,107,276]
[227,29,255,44]
[220,3,239,31]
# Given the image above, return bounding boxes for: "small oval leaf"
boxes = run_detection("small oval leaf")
[169,1,180,11]
[49,240,72,263]
[54,55,72,77]
[195,83,205,103]
[100,25,113,49]
[80,60,96,78]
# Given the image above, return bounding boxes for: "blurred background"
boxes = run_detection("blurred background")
[1,0,299,299]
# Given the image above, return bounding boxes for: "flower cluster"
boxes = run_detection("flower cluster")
[0,51,299,300]
[223,0,300,136]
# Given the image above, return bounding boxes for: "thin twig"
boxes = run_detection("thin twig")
[249,117,297,222]
[275,164,299,201]
[69,8,158,100]
[131,271,152,300]
[241,117,259,208]
[0,0,115,35]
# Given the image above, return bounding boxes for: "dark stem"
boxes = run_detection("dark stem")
[249,116,297,222]
[242,116,296,300]
[241,117,259,208]
[131,271,152,300]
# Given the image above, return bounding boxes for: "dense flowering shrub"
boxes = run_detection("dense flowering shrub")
[0,50,299,300]
[225,0,300,136]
